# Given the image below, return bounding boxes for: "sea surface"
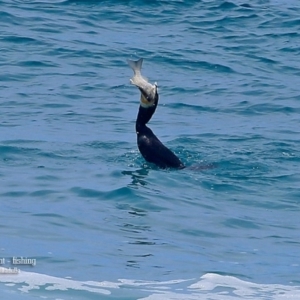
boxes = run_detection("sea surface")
[0,0,300,299]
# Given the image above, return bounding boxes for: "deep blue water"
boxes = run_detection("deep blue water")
[1,0,300,299]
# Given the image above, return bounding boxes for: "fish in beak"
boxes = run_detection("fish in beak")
[127,58,158,108]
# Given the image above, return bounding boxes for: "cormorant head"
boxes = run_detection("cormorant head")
[139,83,158,108]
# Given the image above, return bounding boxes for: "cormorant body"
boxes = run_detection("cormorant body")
[135,96,185,169]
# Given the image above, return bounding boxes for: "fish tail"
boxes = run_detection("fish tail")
[127,58,143,75]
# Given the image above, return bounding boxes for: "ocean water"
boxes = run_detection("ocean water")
[1,0,300,299]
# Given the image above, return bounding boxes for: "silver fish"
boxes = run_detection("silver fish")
[127,58,158,108]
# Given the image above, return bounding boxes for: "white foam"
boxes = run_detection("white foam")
[0,269,299,300]
[0,269,110,295]
[139,273,300,300]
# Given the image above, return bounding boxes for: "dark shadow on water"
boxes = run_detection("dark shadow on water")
[122,162,216,187]
[122,168,150,187]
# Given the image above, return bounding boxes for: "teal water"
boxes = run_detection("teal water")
[1,0,300,299]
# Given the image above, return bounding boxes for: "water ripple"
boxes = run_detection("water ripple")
[1,0,300,298]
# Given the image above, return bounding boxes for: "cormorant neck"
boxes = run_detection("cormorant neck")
[135,95,159,132]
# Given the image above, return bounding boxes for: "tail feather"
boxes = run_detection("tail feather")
[127,58,143,75]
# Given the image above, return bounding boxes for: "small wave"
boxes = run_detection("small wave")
[0,271,299,299]
[1,35,37,44]
[17,60,59,68]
